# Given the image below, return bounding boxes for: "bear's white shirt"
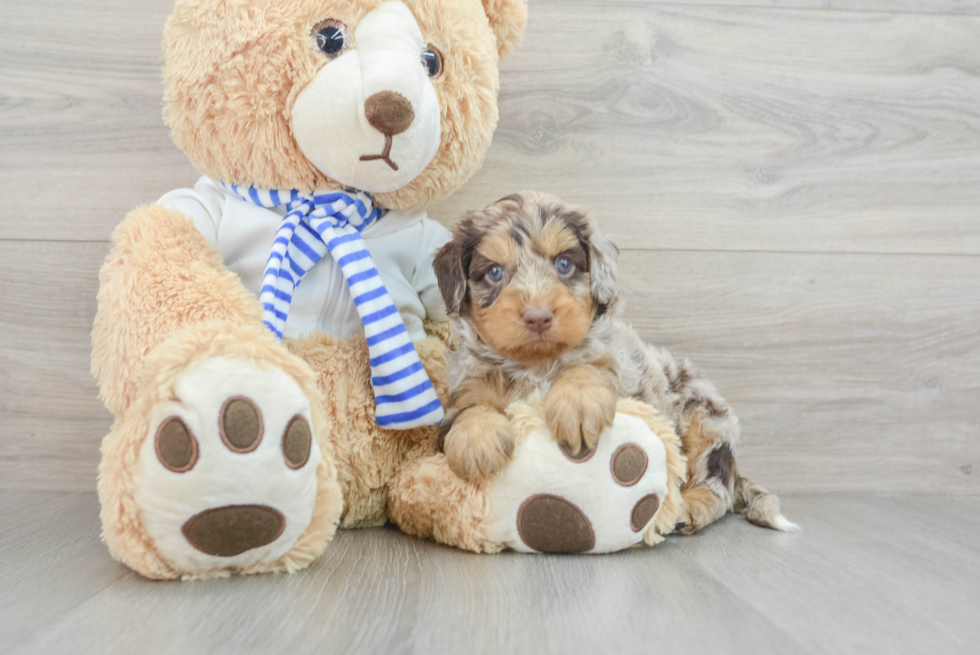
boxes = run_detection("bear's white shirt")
[159,176,452,342]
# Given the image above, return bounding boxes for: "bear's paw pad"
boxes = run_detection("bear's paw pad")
[486,412,670,554]
[135,357,321,574]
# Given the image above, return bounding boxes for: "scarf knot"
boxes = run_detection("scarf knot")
[223,182,444,430]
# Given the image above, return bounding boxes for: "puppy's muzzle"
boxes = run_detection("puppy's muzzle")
[522,306,554,334]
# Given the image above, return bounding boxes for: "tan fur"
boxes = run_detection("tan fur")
[480,0,527,58]
[443,405,515,482]
[532,221,580,259]
[681,414,715,483]
[470,284,592,365]
[473,281,594,366]
[387,452,504,554]
[544,365,616,457]
[476,232,517,269]
[91,205,264,417]
[164,0,526,210]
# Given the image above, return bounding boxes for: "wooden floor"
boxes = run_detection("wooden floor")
[2,0,979,495]
[2,0,979,653]
[1,491,978,655]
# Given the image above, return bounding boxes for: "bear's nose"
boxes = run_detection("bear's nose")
[364,91,415,135]
[522,306,554,334]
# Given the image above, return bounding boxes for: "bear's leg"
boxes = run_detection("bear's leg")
[387,452,505,554]
[93,207,343,578]
[286,331,450,530]
[92,205,264,417]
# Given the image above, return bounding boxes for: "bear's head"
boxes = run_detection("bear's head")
[163,0,527,209]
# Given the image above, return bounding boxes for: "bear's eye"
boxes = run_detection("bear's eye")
[555,257,574,276]
[486,265,505,283]
[421,44,443,78]
[312,19,348,58]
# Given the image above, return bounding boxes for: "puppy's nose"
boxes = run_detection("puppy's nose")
[522,306,554,334]
[364,91,415,135]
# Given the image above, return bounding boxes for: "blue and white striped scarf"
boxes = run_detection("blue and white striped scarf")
[222,183,444,430]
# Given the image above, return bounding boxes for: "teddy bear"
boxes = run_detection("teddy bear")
[92,0,685,581]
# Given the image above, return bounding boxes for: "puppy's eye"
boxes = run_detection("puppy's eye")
[486,265,505,283]
[312,19,348,58]
[421,45,443,78]
[555,257,574,276]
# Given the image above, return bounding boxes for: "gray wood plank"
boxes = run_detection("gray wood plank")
[0,491,131,649]
[0,241,110,492]
[641,1,980,16]
[2,2,980,255]
[5,492,979,655]
[616,249,980,495]
[2,243,978,494]
[0,0,196,242]
[431,3,980,254]
[692,495,980,655]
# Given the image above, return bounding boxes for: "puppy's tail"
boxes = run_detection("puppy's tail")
[732,470,800,533]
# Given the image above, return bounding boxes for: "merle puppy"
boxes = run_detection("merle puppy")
[433,191,796,534]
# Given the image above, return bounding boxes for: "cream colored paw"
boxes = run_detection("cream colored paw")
[486,411,670,554]
[134,357,321,575]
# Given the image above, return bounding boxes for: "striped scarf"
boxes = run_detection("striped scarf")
[222,182,444,430]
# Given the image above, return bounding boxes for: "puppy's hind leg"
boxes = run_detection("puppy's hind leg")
[676,403,799,535]
[670,368,796,535]
[675,407,738,535]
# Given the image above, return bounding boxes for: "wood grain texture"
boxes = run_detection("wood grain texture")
[0,0,195,242]
[617,249,980,494]
[429,3,980,254]
[2,1,980,253]
[643,1,980,16]
[3,491,979,654]
[2,243,977,493]
[1,1,979,495]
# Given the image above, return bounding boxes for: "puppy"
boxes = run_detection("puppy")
[433,191,797,535]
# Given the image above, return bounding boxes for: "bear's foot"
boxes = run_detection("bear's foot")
[388,398,686,555]
[98,322,343,580]
[486,401,679,554]
[136,357,320,576]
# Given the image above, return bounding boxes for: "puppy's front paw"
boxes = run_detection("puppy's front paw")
[545,374,616,457]
[444,407,515,482]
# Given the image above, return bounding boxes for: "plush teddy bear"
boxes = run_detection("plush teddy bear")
[92,0,684,581]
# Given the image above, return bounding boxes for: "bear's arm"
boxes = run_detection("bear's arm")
[156,176,226,245]
[411,218,453,322]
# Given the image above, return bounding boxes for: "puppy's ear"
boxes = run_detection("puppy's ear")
[434,238,467,316]
[588,219,619,312]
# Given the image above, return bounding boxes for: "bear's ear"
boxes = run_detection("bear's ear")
[481,0,528,59]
